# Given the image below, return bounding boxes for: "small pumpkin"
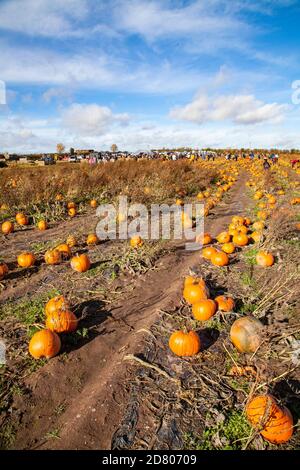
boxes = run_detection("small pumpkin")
[250,231,262,243]
[232,233,249,247]
[16,213,29,225]
[1,221,14,235]
[256,251,274,267]
[211,251,229,267]
[90,199,97,208]
[169,330,200,357]
[217,231,231,244]
[221,242,235,254]
[44,249,62,265]
[230,316,263,353]
[67,201,76,209]
[196,233,212,245]
[68,207,77,217]
[29,329,61,359]
[232,216,244,226]
[66,235,77,247]
[130,235,143,248]
[192,299,217,321]
[17,251,36,268]
[202,246,217,260]
[183,281,209,304]
[215,295,235,312]
[46,310,78,333]
[70,254,91,272]
[252,221,265,231]
[37,220,48,231]
[56,243,71,258]
[45,295,70,317]
[0,262,9,281]
[87,233,99,245]
[246,394,293,444]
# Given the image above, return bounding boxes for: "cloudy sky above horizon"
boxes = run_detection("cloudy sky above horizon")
[0,0,300,152]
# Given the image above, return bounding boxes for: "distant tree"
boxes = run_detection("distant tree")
[111,144,118,153]
[56,143,65,154]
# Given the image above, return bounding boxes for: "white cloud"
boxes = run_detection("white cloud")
[62,103,130,136]
[170,93,288,125]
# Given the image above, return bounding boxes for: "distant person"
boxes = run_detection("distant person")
[263,158,271,171]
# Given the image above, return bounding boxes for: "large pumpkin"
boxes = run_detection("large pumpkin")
[192,299,217,321]
[230,316,263,353]
[70,254,91,272]
[183,281,209,304]
[16,213,29,226]
[1,221,14,235]
[211,251,229,266]
[169,330,200,357]
[256,251,274,267]
[17,252,36,268]
[29,329,61,359]
[202,246,217,260]
[233,233,249,246]
[215,295,235,312]
[0,262,8,280]
[45,295,70,317]
[246,395,293,444]
[44,249,62,265]
[46,310,78,333]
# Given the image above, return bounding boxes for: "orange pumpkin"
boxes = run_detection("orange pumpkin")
[183,281,209,304]
[211,251,229,266]
[67,202,76,209]
[232,216,244,226]
[66,235,77,247]
[90,199,97,208]
[184,276,206,288]
[233,233,249,247]
[230,316,263,353]
[44,249,62,265]
[56,243,71,258]
[252,221,265,231]
[250,231,262,243]
[237,225,248,234]
[202,246,217,260]
[87,233,99,245]
[16,213,29,225]
[221,242,235,254]
[45,295,70,317]
[0,262,8,281]
[217,231,231,244]
[197,233,212,245]
[68,207,77,217]
[169,330,200,357]
[70,254,91,272]
[215,295,235,312]
[246,395,293,444]
[192,299,217,321]
[1,221,14,235]
[257,210,267,220]
[37,220,48,231]
[17,252,36,268]
[244,217,251,226]
[55,194,63,201]
[46,310,78,333]
[130,235,143,248]
[256,251,274,267]
[29,329,61,359]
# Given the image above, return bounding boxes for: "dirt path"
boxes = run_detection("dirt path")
[11,172,250,450]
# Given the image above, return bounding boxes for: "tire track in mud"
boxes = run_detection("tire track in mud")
[11,172,250,450]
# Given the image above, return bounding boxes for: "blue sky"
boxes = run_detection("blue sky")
[0,0,300,152]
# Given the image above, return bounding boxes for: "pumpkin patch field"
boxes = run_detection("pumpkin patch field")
[0,157,299,450]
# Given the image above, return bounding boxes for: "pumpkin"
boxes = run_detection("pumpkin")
[196,233,212,245]
[217,231,231,244]
[183,281,209,304]
[244,217,251,226]
[250,231,262,243]
[87,233,99,245]
[130,235,143,248]
[237,225,248,234]
[17,252,36,268]
[230,316,263,353]
[221,242,235,254]
[37,220,48,231]
[233,233,249,246]
[55,193,63,201]
[0,262,9,281]
[56,243,71,258]
[215,295,235,312]
[256,251,274,267]
[232,216,244,225]
[68,207,77,217]
[211,251,229,266]
[66,235,77,247]
[46,310,78,333]
[169,330,200,357]
[184,276,206,288]
[29,329,61,359]
[44,249,62,265]
[176,198,184,206]
[16,213,29,225]
[257,210,267,220]
[252,221,265,231]
[246,395,293,444]
[90,199,97,208]
[67,201,76,209]
[1,221,14,235]
[202,246,217,260]
[70,254,91,272]
[45,295,70,316]
[192,299,217,321]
